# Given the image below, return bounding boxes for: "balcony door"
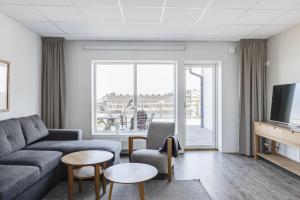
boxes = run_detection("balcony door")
[184,63,216,149]
[93,61,176,135]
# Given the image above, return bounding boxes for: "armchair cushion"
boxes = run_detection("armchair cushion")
[146,122,175,150]
[131,149,173,174]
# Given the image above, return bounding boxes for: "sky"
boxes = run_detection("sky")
[96,64,174,98]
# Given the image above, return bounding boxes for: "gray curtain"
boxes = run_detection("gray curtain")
[42,37,66,129]
[239,39,267,156]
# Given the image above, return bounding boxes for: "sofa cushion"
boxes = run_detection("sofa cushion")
[0,165,40,200]
[131,149,174,174]
[26,140,121,164]
[0,150,62,176]
[18,115,49,144]
[0,119,26,157]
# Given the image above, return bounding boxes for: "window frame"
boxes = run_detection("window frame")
[91,60,177,136]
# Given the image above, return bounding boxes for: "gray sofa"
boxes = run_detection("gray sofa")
[0,115,121,200]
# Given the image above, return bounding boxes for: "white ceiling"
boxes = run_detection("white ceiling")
[1,0,300,41]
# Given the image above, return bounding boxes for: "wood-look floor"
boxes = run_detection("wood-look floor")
[121,151,300,200]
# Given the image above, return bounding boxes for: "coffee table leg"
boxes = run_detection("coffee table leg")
[138,182,145,200]
[108,182,114,200]
[101,175,106,194]
[67,165,74,200]
[95,164,100,200]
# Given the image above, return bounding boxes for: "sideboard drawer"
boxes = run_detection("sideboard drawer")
[268,126,284,139]
[254,123,267,135]
[283,130,300,145]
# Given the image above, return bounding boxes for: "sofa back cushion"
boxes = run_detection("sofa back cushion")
[19,115,49,144]
[0,119,26,157]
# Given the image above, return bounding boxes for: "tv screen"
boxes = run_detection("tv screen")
[270,83,300,126]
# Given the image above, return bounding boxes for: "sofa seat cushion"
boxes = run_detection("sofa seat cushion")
[0,150,62,176]
[131,149,174,174]
[0,165,40,200]
[0,119,26,157]
[18,115,49,144]
[26,140,121,164]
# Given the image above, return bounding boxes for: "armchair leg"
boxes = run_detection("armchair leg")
[128,137,132,161]
[167,138,172,182]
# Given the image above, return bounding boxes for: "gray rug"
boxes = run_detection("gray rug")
[43,180,211,200]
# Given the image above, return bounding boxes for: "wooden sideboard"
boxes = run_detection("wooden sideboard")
[254,121,300,176]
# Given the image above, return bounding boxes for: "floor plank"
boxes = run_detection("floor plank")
[122,151,300,200]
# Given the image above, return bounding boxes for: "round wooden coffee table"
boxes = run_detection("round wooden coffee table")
[61,150,114,200]
[104,163,158,200]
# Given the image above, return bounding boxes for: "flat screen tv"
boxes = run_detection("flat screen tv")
[270,83,300,126]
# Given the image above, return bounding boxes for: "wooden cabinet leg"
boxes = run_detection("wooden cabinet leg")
[138,182,145,200]
[254,135,260,160]
[108,182,114,200]
[95,164,100,200]
[67,165,74,200]
[271,140,276,154]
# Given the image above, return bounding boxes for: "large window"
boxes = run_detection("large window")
[93,61,176,134]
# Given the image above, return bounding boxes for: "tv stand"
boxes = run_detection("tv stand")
[254,121,300,176]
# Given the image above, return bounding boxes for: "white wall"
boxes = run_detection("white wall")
[267,24,300,162]
[65,40,239,152]
[0,12,41,120]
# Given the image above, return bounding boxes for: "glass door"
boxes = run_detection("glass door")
[185,64,216,148]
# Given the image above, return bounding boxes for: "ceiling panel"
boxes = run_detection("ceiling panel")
[0,0,300,41]
[222,24,261,35]
[121,0,165,7]
[36,6,84,22]
[251,24,290,35]
[23,21,63,34]
[55,22,99,34]
[235,10,284,25]
[0,5,47,21]
[80,6,123,23]
[159,24,192,35]
[29,0,74,6]
[189,24,227,36]
[0,0,29,4]
[210,0,257,9]
[123,7,162,24]
[198,9,246,25]
[73,0,118,6]
[163,8,204,25]
[166,0,211,9]
[252,0,300,10]
[56,22,127,35]
[271,10,300,25]
[126,24,159,35]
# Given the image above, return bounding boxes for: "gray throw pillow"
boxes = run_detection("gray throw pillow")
[0,118,26,157]
[18,115,49,144]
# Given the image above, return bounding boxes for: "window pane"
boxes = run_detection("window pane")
[96,64,134,133]
[136,64,175,133]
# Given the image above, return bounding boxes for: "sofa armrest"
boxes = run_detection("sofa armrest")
[44,129,82,141]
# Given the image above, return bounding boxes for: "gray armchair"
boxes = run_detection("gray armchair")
[128,122,175,181]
